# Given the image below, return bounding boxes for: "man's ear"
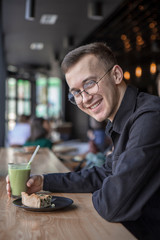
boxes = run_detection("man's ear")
[112,65,123,85]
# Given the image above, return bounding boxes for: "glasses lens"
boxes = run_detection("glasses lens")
[68,92,77,105]
[68,81,99,105]
[86,82,98,95]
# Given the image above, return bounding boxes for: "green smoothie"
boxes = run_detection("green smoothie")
[8,163,31,197]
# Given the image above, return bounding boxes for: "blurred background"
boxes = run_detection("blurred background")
[0,0,160,146]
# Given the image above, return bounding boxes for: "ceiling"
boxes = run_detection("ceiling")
[2,0,160,85]
[2,0,124,78]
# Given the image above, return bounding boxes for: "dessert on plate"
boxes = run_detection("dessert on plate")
[21,192,53,208]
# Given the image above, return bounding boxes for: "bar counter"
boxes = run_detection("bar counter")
[0,147,137,240]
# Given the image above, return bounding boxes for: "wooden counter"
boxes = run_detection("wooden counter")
[0,147,69,176]
[0,147,137,240]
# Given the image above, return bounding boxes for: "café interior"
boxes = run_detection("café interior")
[1,0,160,147]
[0,0,160,239]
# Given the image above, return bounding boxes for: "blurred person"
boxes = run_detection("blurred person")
[85,118,113,170]
[7,114,31,147]
[6,42,160,240]
[23,117,53,149]
[88,117,112,153]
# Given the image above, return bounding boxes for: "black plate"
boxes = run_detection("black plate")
[12,196,73,212]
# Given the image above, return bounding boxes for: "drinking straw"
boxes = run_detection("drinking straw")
[26,145,40,168]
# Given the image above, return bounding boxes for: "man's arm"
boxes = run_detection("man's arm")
[43,154,112,193]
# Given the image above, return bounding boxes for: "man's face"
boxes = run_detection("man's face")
[65,54,123,122]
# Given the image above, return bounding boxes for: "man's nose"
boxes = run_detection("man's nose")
[81,90,92,103]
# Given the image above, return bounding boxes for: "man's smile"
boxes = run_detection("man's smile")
[83,98,103,111]
[90,99,102,109]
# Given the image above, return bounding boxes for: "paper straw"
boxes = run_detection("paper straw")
[26,145,40,167]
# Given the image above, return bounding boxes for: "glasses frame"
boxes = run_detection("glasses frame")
[68,65,114,105]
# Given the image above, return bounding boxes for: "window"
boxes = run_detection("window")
[6,78,31,131]
[5,76,62,140]
[36,76,62,118]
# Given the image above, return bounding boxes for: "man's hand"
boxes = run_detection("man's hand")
[6,174,44,197]
[6,175,11,198]
[26,175,44,194]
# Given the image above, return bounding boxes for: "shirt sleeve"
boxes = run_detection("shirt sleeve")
[43,154,112,193]
[92,111,160,222]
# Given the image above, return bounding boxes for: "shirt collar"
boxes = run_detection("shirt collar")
[105,120,113,136]
[111,85,138,134]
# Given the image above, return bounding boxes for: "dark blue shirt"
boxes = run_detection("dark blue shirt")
[44,85,160,239]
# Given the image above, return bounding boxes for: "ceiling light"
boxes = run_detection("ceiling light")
[30,43,44,50]
[124,71,130,80]
[150,62,157,74]
[135,66,142,78]
[88,1,103,20]
[25,0,35,21]
[7,65,18,72]
[40,14,58,25]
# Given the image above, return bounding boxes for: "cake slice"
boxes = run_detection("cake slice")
[21,192,52,208]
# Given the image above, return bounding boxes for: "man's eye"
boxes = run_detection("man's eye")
[84,80,95,89]
[71,90,80,96]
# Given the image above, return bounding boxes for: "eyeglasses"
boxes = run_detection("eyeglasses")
[68,65,114,105]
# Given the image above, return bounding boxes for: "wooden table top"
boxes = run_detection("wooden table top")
[0,147,69,176]
[0,147,137,240]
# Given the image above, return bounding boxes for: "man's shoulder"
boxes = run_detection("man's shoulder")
[136,91,160,112]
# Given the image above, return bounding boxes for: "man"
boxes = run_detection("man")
[6,42,160,239]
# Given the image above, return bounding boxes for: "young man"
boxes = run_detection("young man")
[7,42,160,239]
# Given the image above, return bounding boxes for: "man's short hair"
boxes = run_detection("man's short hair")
[61,42,117,73]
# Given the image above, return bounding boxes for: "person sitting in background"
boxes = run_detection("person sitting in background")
[23,117,53,149]
[88,116,112,153]
[84,118,113,169]
[7,114,31,147]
